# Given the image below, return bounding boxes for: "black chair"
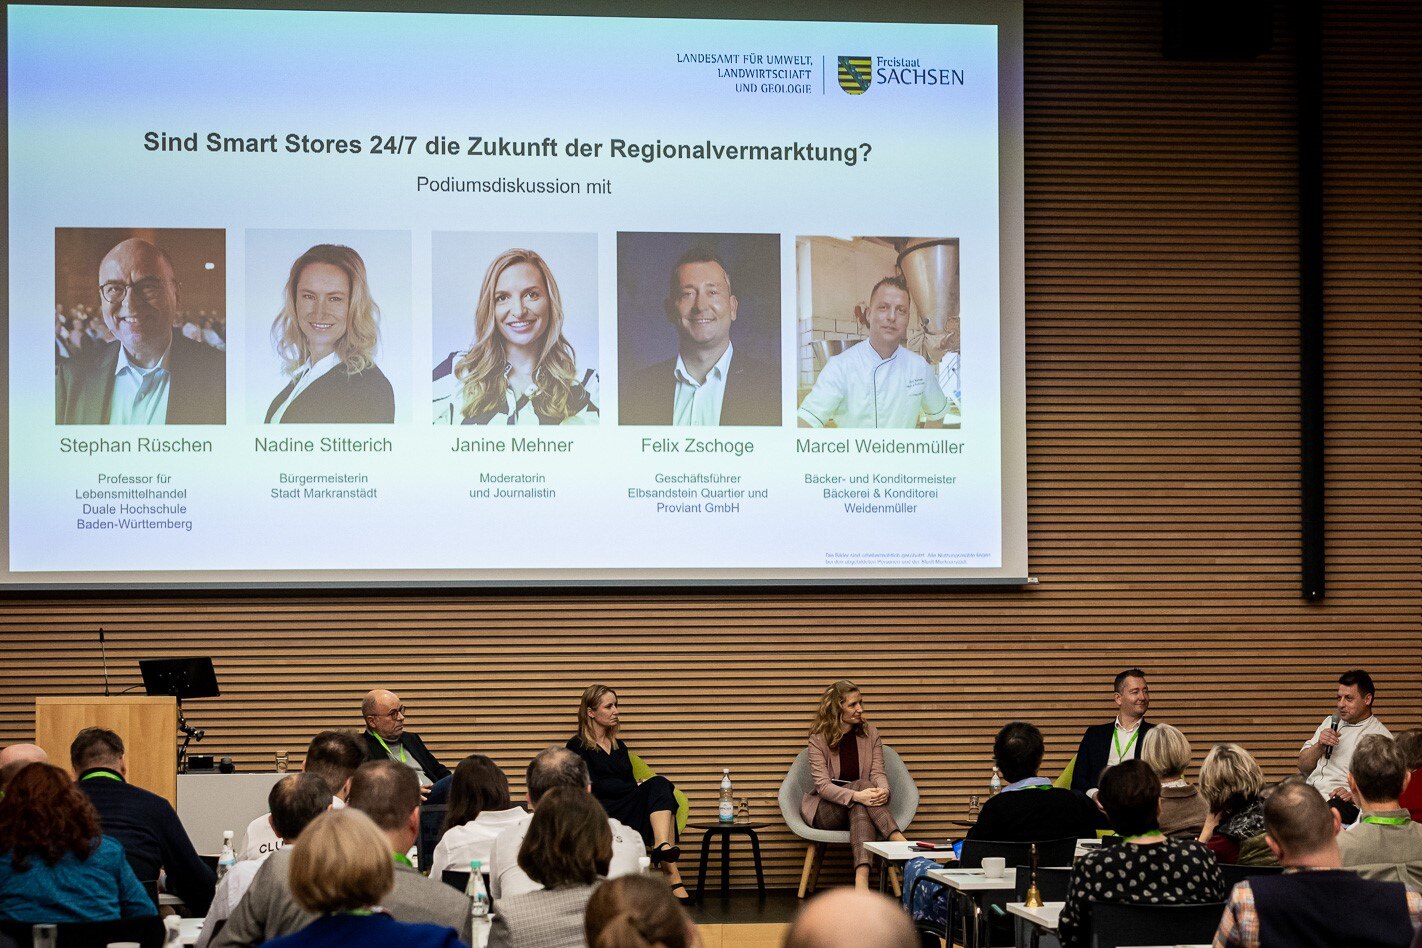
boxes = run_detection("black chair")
[1218,862,1283,890]
[440,868,471,891]
[961,837,1078,869]
[1013,865,1072,902]
[138,880,159,910]
[416,803,449,874]
[1088,900,1228,948]
[0,916,166,948]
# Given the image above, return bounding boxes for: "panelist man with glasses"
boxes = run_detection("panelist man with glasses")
[56,237,226,424]
[360,689,450,797]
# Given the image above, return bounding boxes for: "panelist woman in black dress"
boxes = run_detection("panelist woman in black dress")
[566,684,688,901]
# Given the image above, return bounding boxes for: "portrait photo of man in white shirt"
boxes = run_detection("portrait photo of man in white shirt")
[618,233,781,427]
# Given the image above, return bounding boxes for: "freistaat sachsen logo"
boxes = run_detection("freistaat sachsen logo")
[838,56,872,95]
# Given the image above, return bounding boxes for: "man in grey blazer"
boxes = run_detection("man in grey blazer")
[213,761,470,948]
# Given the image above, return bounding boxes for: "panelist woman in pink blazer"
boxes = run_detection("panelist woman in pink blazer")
[800,680,908,888]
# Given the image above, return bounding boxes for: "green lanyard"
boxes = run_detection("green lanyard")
[1123,833,1163,842]
[80,770,123,782]
[1112,726,1140,761]
[1362,816,1411,826]
[391,852,414,868]
[370,732,406,764]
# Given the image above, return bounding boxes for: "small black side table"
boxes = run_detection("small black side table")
[688,820,768,901]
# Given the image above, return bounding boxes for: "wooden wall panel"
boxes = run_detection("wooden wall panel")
[1,1,1418,889]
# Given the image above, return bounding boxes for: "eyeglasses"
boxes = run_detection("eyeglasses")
[100,279,174,305]
[374,706,407,719]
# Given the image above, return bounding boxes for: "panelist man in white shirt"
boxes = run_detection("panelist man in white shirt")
[797,275,948,429]
[1298,668,1392,822]
[620,247,780,426]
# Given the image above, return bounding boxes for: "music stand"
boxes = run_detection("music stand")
[140,658,219,774]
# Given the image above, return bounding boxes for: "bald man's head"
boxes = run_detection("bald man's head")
[0,744,48,789]
[784,889,916,948]
[361,689,404,741]
[98,238,178,367]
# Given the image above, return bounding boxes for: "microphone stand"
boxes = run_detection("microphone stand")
[176,698,205,774]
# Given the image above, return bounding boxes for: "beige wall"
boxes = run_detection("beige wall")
[2,1,1418,889]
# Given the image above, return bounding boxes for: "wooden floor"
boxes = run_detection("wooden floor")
[697,922,791,947]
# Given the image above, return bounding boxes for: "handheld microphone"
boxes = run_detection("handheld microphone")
[1324,712,1340,760]
[99,627,109,697]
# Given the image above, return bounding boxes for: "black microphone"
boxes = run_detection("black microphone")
[1324,712,1340,760]
[99,627,109,697]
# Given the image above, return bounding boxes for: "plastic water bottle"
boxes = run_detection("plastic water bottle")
[989,765,1002,796]
[163,914,182,948]
[467,860,490,919]
[216,830,235,879]
[718,768,735,822]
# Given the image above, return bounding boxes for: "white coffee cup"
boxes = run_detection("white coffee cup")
[981,856,1006,879]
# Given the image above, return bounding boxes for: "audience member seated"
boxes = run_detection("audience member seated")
[1070,668,1155,795]
[1057,760,1223,948]
[1395,730,1422,823]
[212,761,472,948]
[428,754,525,876]
[799,680,908,891]
[968,721,1105,842]
[241,731,366,861]
[262,809,462,948]
[1198,742,1271,865]
[0,745,47,794]
[1141,722,1208,838]
[1337,735,1422,887]
[488,787,610,948]
[197,774,333,948]
[1214,780,1422,947]
[567,685,687,898]
[784,889,917,948]
[0,763,155,923]
[70,726,216,914]
[488,747,645,900]
[360,691,450,790]
[584,875,699,948]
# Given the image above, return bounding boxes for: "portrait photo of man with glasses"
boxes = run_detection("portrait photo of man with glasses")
[54,227,227,425]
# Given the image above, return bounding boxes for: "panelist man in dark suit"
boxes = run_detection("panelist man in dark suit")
[360,689,450,790]
[1070,668,1156,795]
[56,237,225,424]
[620,248,780,426]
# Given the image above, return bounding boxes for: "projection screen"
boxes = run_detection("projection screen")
[3,1,1026,588]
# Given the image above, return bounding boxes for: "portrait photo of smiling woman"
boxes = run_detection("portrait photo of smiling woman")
[432,233,599,426]
[245,230,409,425]
[264,243,395,424]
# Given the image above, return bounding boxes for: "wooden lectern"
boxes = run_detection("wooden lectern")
[35,696,178,805]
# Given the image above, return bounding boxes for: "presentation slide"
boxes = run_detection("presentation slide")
[4,2,1026,588]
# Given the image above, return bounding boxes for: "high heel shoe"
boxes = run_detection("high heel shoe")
[670,884,693,905]
[650,842,682,866]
